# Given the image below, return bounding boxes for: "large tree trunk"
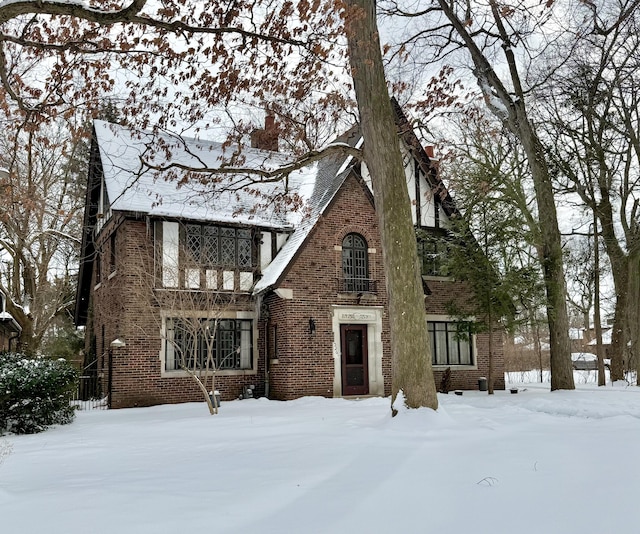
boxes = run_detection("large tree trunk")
[345,0,438,411]
[435,0,574,391]
[520,132,575,391]
[628,254,640,383]
[597,197,629,382]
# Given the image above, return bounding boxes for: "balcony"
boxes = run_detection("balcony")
[338,278,378,295]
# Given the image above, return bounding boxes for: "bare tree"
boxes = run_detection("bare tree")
[0,117,85,353]
[0,1,442,409]
[381,0,579,389]
[544,2,640,382]
[156,298,240,416]
[345,0,437,410]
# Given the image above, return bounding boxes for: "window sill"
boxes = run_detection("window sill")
[161,368,257,378]
[337,292,378,301]
[433,364,478,371]
[154,287,253,295]
[93,282,102,291]
[422,275,455,282]
[108,270,117,280]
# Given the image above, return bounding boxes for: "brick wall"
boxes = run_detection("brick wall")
[88,216,265,408]
[265,173,504,399]
[265,175,392,400]
[86,174,504,409]
[424,279,506,391]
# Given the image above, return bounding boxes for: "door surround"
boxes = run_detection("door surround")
[331,305,384,397]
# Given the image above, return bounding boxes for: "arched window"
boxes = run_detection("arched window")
[342,233,369,292]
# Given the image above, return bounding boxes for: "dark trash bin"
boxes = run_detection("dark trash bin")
[478,377,488,391]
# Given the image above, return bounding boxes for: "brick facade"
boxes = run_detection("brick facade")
[79,113,507,409]
[88,216,266,408]
[265,175,392,400]
[85,172,504,409]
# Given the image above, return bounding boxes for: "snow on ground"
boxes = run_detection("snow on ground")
[2,379,640,534]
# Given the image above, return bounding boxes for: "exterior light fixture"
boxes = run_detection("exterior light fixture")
[110,338,126,348]
[308,318,316,335]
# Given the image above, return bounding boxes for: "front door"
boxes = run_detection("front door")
[340,324,369,396]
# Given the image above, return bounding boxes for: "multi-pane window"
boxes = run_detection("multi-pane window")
[428,321,474,366]
[159,221,255,290]
[417,229,449,277]
[165,318,253,371]
[186,224,252,269]
[342,233,369,292]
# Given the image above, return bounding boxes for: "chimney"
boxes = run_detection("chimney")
[425,145,435,159]
[250,112,279,152]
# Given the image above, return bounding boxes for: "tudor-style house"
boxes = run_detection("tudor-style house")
[75,104,505,408]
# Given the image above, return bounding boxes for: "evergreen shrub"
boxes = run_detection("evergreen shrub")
[0,353,78,434]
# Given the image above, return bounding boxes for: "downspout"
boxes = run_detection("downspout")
[256,293,270,398]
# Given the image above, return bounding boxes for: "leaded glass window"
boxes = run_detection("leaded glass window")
[342,233,369,292]
[165,318,253,371]
[186,224,253,269]
[159,221,255,290]
[220,227,237,266]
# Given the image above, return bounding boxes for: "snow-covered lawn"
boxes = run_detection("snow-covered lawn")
[2,381,640,534]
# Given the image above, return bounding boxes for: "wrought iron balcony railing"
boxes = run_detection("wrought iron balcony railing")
[338,278,377,294]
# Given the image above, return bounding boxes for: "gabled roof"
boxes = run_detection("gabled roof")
[255,102,448,295]
[76,103,453,319]
[93,120,316,229]
[390,99,459,218]
[254,127,363,293]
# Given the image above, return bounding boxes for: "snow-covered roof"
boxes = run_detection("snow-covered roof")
[254,129,362,293]
[571,352,597,362]
[0,310,21,332]
[94,120,317,229]
[587,328,613,346]
[93,120,361,296]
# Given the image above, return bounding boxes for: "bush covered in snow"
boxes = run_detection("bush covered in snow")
[0,353,78,434]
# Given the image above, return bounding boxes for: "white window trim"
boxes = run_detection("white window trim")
[159,309,258,377]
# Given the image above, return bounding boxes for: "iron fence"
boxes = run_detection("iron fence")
[70,374,108,411]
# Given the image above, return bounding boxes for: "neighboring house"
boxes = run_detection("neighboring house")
[0,290,21,351]
[74,104,505,409]
[569,327,587,353]
[586,327,613,360]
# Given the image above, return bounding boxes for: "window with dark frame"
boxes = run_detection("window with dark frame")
[109,232,116,273]
[342,233,369,292]
[95,252,102,285]
[416,228,450,277]
[428,321,474,366]
[185,224,253,268]
[166,318,253,371]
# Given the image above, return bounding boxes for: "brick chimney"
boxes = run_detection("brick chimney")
[250,112,279,152]
[425,145,435,159]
